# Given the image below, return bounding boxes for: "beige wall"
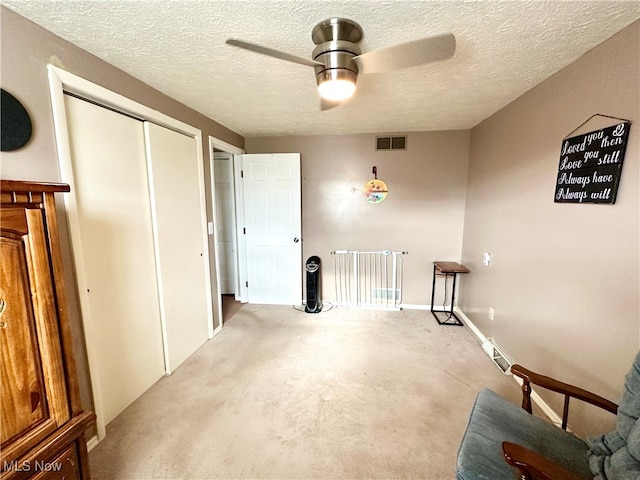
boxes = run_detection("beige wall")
[246,131,470,306]
[0,7,243,181]
[0,7,244,418]
[3,4,637,439]
[461,22,639,436]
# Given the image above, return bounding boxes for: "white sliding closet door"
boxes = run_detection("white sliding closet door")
[145,123,212,373]
[63,95,165,426]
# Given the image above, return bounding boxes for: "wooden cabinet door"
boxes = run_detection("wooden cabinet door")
[1,207,69,465]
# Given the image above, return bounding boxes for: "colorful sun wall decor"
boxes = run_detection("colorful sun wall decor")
[363,166,388,204]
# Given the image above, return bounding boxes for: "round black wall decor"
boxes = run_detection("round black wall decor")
[1,88,33,151]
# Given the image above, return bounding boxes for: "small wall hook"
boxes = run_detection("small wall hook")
[372,166,377,179]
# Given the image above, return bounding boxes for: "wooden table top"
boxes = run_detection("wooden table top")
[433,261,470,274]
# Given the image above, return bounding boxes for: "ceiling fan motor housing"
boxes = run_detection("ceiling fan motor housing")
[312,18,363,88]
[312,40,360,87]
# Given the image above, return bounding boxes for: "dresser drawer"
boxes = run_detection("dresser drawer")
[31,445,80,480]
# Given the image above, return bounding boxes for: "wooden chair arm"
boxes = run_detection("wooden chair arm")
[502,442,586,480]
[510,364,618,429]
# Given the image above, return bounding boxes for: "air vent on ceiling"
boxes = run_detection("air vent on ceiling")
[376,136,407,151]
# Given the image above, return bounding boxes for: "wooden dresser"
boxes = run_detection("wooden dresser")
[1,181,95,480]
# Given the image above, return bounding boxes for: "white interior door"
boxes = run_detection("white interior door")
[63,94,165,427]
[214,153,237,295]
[145,122,212,373]
[241,153,302,305]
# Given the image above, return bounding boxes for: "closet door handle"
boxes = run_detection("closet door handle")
[293,237,299,243]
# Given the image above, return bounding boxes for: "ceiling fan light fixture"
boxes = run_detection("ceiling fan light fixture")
[316,69,357,102]
[226,17,456,109]
[318,79,356,102]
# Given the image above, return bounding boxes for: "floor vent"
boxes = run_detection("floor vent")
[482,339,513,374]
[376,136,407,151]
[372,287,401,303]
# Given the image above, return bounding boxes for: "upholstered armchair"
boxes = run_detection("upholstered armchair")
[456,352,640,479]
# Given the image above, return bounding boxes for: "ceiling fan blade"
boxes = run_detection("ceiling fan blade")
[320,98,341,111]
[226,39,323,68]
[353,33,455,74]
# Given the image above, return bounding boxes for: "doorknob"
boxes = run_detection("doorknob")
[294,237,300,243]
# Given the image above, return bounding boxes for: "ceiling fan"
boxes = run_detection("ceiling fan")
[226,18,455,108]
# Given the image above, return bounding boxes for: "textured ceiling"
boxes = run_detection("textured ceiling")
[3,1,639,137]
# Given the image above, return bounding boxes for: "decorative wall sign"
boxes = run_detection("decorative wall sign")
[363,166,388,204]
[554,121,631,204]
[1,89,33,151]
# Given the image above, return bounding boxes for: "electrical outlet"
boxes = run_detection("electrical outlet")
[489,307,495,321]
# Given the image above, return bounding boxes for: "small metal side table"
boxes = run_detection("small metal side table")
[431,261,470,326]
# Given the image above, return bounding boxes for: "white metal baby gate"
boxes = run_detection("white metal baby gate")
[331,250,406,310]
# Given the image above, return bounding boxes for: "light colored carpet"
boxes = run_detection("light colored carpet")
[89,304,521,479]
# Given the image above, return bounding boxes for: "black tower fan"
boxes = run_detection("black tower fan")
[305,256,322,313]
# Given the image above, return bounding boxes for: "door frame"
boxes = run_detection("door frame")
[212,151,238,296]
[48,65,214,441]
[208,137,246,313]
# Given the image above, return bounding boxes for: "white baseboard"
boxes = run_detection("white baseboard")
[399,303,430,310]
[398,304,451,311]
[87,435,100,452]
[453,307,564,428]
[452,307,489,344]
[327,303,449,312]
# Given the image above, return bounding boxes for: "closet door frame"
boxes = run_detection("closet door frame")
[48,66,214,442]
